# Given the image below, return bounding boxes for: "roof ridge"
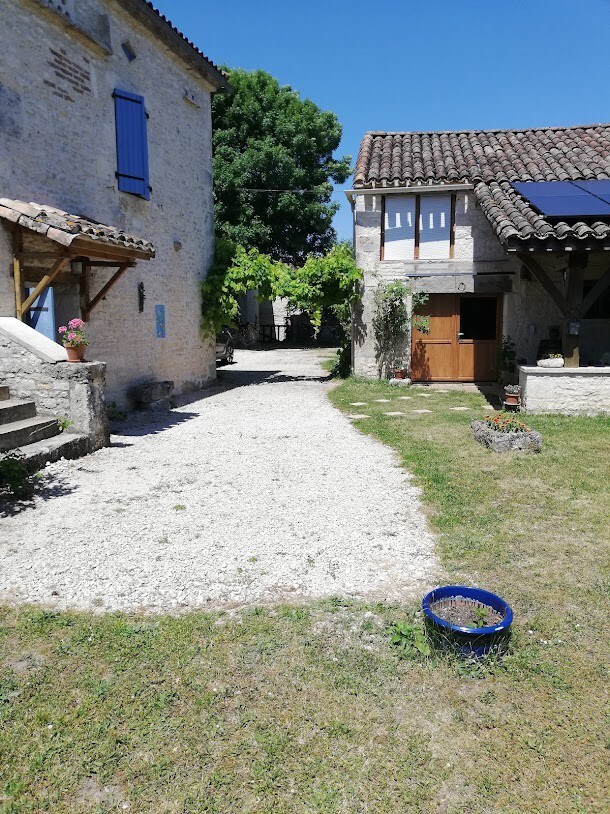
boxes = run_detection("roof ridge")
[363,123,610,137]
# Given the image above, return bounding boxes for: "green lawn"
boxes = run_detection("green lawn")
[1,381,609,813]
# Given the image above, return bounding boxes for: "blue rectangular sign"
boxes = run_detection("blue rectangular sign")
[155,304,166,338]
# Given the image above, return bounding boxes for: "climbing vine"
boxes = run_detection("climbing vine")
[201,241,362,339]
[372,281,429,374]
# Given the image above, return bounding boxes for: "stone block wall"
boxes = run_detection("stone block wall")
[0,0,219,405]
[352,191,518,378]
[352,190,610,378]
[0,332,109,449]
[520,366,610,416]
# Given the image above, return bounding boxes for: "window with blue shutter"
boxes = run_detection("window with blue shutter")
[113,88,150,199]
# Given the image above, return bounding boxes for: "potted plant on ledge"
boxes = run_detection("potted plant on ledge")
[58,318,88,362]
[537,353,564,368]
[503,383,521,407]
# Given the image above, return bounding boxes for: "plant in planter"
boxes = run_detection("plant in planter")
[422,585,513,660]
[372,281,429,378]
[504,383,521,406]
[537,352,564,368]
[471,412,542,452]
[58,318,88,362]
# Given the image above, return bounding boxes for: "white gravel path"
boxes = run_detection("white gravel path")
[0,349,440,612]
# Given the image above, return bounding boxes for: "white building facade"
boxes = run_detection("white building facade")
[0,0,230,405]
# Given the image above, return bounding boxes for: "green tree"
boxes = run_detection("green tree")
[212,68,351,264]
[201,242,361,339]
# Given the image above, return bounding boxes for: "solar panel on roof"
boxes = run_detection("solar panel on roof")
[512,181,610,218]
[571,180,610,205]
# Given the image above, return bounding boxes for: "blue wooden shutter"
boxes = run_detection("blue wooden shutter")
[113,88,150,199]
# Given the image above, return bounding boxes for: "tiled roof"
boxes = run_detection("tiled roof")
[0,199,155,256]
[354,125,610,250]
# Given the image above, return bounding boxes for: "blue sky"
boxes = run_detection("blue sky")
[155,0,610,242]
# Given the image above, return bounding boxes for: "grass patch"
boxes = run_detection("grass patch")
[1,381,608,812]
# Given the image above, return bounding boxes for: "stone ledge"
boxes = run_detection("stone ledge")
[471,419,542,453]
[519,365,610,376]
[0,317,67,363]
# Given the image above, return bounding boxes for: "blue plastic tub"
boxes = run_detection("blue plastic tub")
[422,585,513,659]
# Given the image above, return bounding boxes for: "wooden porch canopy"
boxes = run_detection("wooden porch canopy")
[0,198,155,322]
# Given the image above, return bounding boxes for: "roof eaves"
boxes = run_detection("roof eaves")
[117,1,232,93]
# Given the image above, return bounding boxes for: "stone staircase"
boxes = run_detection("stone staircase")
[0,385,89,470]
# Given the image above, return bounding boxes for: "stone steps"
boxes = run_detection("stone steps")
[0,415,60,452]
[0,384,91,470]
[0,398,37,425]
[15,432,90,472]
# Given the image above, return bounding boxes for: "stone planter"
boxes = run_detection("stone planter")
[537,358,564,368]
[471,420,542,452]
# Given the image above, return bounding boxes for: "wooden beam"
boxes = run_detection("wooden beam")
[83,264,130,320]
[21,257,70,316]
[17,252,71,261]
[79,260,134,268]
[517,253,568,316]
[69,238,152,262]
[582,268,610,315]
[80,264,90,321]
[12,237,23,320]
[563,254,586,368]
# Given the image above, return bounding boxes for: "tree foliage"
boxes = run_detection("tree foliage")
[201,242,361,338]
[212,68,351,264]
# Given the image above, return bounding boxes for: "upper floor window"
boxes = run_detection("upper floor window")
[382,193,454,260]
[113,88,150,200]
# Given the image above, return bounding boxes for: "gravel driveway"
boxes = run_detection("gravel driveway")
[0,349,439,612]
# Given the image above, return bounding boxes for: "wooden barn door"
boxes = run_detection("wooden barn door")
[411,294,457,381]
[411,294,500,382]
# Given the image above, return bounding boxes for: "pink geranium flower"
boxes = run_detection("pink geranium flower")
[59,317,89,349]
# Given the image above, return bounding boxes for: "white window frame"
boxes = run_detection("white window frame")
[381,193,455,260]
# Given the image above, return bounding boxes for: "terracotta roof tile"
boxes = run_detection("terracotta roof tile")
[0,199,155,256]
[354,124,610,248]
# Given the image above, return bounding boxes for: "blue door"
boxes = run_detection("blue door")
[25,287,56,341]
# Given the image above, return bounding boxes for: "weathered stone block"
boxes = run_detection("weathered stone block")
[129,380,174,404]
[471,419,542,452]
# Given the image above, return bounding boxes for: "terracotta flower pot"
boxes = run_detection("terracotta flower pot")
[504,392,520,406]
[393,369,406,380]
[65,345,86,362]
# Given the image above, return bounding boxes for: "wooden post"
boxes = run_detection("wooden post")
[563,253,586,368]
[85,264,131,316]
[12,231,24,320]
[21,257,70,317]
[80,263,91,321]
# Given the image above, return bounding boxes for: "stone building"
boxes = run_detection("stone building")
[0,0,229,411]
[348,125,610,414]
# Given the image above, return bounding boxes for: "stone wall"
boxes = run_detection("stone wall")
[0,0,219,405]
[0,324,109,449]
[352,191,610,377]
[520,366,610,416]
[352,191,518,378]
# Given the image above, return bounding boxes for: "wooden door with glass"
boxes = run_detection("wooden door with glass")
[411,294,501,382]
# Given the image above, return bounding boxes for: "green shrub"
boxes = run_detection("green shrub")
[0,454,30,496]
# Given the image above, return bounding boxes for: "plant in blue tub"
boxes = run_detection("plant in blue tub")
[422,585,513,660]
